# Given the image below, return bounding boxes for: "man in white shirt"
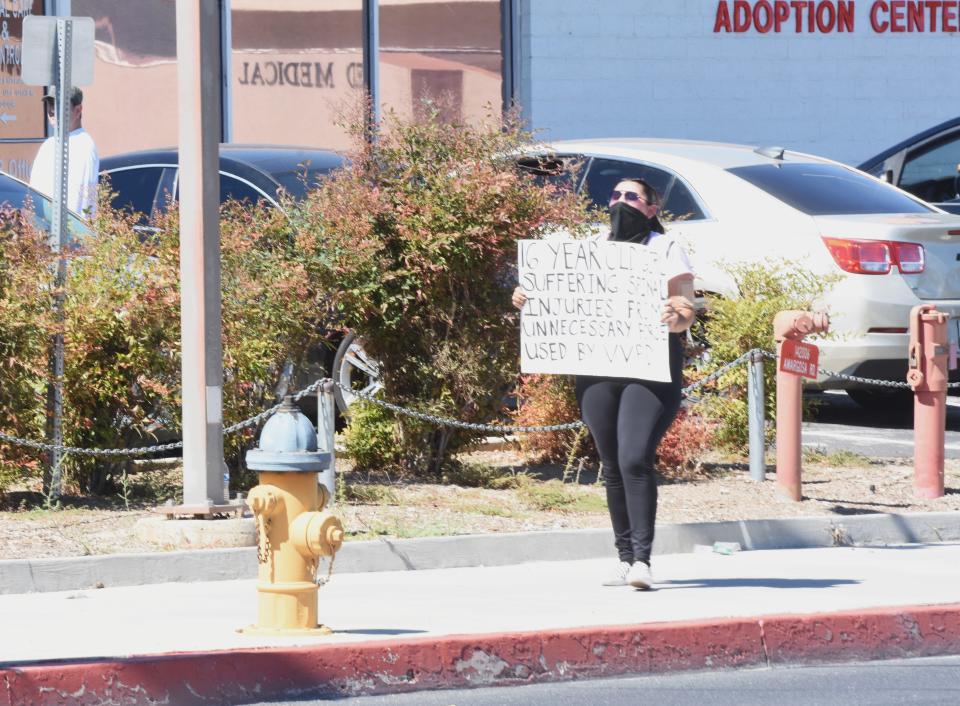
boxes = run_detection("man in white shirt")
[29,86,100,219]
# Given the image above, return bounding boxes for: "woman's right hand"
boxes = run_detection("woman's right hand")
[511,286,527,310]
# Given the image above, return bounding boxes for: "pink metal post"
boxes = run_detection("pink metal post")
[907,305,948,500]
[774,310,829,502]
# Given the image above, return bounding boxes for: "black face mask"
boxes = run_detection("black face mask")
[609,201,655,244]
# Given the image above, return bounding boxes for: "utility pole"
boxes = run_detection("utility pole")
[362,0,380,131]
[175,0,227,506]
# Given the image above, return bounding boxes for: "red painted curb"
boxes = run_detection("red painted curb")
[2,604,959,706]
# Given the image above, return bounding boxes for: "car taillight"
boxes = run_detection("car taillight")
[821,238,925,275]
[822,238,890,274]
[890,242,924,273]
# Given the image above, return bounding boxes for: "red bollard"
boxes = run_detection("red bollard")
[907,304,949,499]
[774,310,829,502]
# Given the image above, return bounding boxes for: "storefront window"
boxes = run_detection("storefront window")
[72,0,179,157]
[379,0,503,126]
[231,0,363,151]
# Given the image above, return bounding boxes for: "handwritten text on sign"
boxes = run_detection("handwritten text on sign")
[518,238,670,381]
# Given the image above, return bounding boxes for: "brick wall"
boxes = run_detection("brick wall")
[517,0,960,164]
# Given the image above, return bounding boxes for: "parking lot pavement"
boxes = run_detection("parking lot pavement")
[803,391,960,459]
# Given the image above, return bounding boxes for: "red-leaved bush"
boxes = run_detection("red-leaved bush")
[512,374,586,463]
[292,104,595,474]
[655,407,716,479]
[0,207,55,494]
[1,187,323,496]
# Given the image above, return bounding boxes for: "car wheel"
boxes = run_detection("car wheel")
[844,387,914,411]
[331,331,383,414]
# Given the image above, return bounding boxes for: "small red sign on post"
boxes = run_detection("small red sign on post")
[779,339,819,379]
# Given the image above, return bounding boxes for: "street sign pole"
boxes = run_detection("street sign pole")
[46,18,73,500]
[176,0,226,505]
[22,14,95,499]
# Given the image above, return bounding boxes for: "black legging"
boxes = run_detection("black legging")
[575,334,684,566]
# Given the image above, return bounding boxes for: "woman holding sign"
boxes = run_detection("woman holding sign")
[513,178,696,590]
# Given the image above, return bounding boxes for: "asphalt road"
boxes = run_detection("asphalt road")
[803,391,960,459]
[248,655,960,705]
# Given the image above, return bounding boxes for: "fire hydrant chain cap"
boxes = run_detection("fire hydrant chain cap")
[245,396,331,472]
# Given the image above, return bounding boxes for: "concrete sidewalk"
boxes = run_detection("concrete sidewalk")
[6,510,960,594]
[2,543,960,705]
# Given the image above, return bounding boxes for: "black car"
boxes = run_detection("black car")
[99,144,378,414]
[858,116,960,215]
[99,144,345,222]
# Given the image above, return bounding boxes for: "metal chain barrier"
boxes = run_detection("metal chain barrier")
[341,348,762,433]
[0,346,956,454]
[680,349,758,401]
[0,379,327,458]
[343,384,586,434]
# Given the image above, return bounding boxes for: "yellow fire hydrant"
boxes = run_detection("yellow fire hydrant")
[241,396,344,635]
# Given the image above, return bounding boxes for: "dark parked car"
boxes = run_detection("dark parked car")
[100,144,345,223]
[858,116,960,215]
[99,144,379,414]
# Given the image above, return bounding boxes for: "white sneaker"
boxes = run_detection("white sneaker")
[601,561,632,586]
[627,561,654,590]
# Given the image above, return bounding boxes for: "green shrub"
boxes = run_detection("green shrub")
[441,461,529,490]
[293,104,594,475]
[341,400,403,472]
[518,479,573,511]
[518,479,605,513]
[699,260,836,450]
[342,482,400,505]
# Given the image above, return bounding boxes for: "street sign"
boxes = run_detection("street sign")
[20,15,94,86]
[779,339,819,379]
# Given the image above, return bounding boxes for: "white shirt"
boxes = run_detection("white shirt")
[591,228,695,281]
[30,128,100,218]
[635,230,695,281]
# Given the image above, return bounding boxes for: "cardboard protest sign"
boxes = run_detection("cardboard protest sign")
[518,238,670,382]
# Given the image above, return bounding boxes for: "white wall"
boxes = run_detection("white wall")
[517,0,960,165]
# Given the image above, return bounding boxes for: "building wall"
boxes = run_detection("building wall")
[517,0,960,165]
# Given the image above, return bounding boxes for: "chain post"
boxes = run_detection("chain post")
[317,379,336,503]
[748,349,766,482]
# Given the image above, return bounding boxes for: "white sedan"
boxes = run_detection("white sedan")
[520,138,960,408]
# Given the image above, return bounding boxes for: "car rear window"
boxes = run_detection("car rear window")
[727,163,934,215]
[272,167,338,199]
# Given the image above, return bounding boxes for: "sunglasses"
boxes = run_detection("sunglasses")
[609,190,647,205]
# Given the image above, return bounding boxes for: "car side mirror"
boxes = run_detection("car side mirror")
[883,169,894,184]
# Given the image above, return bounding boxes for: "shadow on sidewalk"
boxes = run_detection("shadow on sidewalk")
[658,578,861,589]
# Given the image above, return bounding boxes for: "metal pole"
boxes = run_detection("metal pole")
[219,0,232,143]
[748,349,766,482]
[500,0,514,112]
[176,0,226,505]
[45,18,73,500]
[317,381,336,503]
[362,0,380,130]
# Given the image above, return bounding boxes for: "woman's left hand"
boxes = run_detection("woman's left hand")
[661,295,696,333]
